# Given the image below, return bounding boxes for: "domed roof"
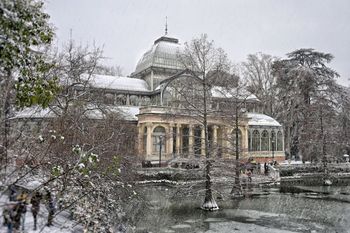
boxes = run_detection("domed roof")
[134,35,183,74]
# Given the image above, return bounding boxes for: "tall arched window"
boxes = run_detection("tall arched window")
[270,131,276,152]
[232,128,242,152]
[194,126,201,156]
[152,126,166,153]
[261,130,269,151]
[143,127,147,153]
[129,95,138,106]
[277,131,283,151]
[252,130,260,151]
[116,94,126,105]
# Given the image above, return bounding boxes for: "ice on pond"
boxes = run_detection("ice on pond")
[170,224,192,229]
[184,219,199,223]
[203,218,226,222]
[160,229,176,233]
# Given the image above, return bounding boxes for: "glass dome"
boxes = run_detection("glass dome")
[134,36,184,74]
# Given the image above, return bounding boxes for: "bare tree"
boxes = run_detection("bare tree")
[242,53,277,117]
[162,34,232,210]
[95,64,124,76]
[212,74,252,196]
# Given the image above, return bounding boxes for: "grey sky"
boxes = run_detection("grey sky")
[45,0,350,85]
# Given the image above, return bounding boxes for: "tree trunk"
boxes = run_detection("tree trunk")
[201,78,218,211]
[231,102,242,196]
[1,71,12,170]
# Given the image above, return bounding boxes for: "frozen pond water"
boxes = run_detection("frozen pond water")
[134,184,350,233]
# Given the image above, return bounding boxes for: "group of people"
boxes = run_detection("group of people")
[3,185,56,232]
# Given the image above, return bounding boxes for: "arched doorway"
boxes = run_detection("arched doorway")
[152,126,166,154]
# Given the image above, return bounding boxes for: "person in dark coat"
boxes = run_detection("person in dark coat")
[46,190,55,227]
[3,202,15,233]
[30,191,42,231]
[17,191,28,232]
[12,201,26,231]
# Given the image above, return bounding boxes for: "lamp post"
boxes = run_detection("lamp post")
[159,136,163,167]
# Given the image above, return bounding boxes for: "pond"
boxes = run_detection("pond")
[133,184,350,233]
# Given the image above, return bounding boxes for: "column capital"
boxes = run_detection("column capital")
[213,125,219,130]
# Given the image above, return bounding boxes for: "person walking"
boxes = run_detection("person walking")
[247,169,252,183]
[18,191,28,232]
[3,203,15,233]
[46,190,55,227]
[12,200,25,232]
[30,191,42,231]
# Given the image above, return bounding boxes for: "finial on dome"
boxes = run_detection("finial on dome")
[165,16,168,35]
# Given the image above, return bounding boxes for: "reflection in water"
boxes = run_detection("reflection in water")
[133,184,350,233]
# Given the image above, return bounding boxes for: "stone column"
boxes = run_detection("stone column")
[268,130,272,151]
[176,124,181,156]
[242,126,248,156]
[137,124,144,156]
[168,124,174,157]
[226,127,232,158]
[201,127,205,156]
[188,124,194,157]
[213,125,218,146]
[126,94,130,105]
[213,125,218,156]
[146,124,153,159]
[224,127,231,158]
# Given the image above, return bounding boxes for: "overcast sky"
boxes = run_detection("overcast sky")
[45,0,349,86]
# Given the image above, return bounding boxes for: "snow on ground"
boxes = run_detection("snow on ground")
[0,196,80,233]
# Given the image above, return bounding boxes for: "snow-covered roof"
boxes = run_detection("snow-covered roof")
[10,107,55,119]
[211,86,259,101]
[10,105,140,122]
[247,113,281,127]
[111,106,139,121]
[82,74,150,92]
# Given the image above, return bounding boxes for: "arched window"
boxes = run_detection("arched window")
[140,96,151,106]
[270,131,276,152]
[182,127,189,154]
[277,131,283,151]
[252,130,260,151]
[232,128,242,152]
[152,126,166,153]
[194,126,202,156]
[104,93,115,105]
[116,94,126,105]
[129,95,138,106]
[143,127,147,153]
[261,130,269,151]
